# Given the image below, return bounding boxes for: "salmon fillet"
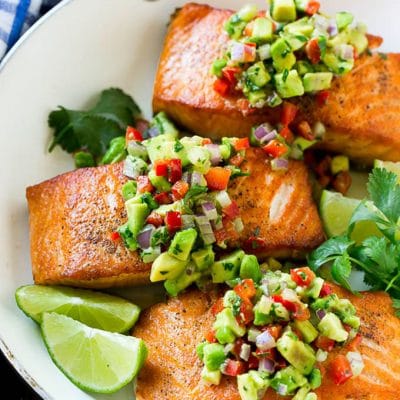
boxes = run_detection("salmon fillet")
[26,149,323,288]
[153,3,400,164]
[134,286,400,400]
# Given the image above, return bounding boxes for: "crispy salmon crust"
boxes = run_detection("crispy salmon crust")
[134,286,400,400]
[26,150,323,288]
[153,3,400,164]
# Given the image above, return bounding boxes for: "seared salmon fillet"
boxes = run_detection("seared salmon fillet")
[26,149,323,288]
[134,286,400,400]
[153,3,400,164]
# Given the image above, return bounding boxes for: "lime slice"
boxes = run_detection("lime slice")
[319,190,382,242]
[41,312,147,393]
[374,160,400,183]
[16,285,140,333]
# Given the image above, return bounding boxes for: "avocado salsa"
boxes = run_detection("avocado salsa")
[197,269,364,400]
[212,0,368,107]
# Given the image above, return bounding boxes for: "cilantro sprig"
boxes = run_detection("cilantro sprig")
[48,88,141,165]
[309,168,400,314]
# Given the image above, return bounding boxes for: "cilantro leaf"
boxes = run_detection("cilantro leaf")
[362,236,398,276]
[331,251,354,293]
[48,88,141,160]
[308,236,354,271]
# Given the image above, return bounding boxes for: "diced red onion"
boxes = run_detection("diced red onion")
[233,217,244,233]
[239,343,251,361]
[231,42,256,63]
[258,44,271,61]
[281,288,298,302]
[316,309,326,320]
[205,144,222,166]
[277,383,288,396]
[254,123,276,143]
[224,343,234,355]
[195,215,216,244]
[327,20,338,36]
[137,225,155,249]
[258,358,275,374]
[316,349,328,362]
[271,158,289,171]
[313,14,329,32]
[346,351,364,376]
[182,214,195,229]
[191,172,204,186]
[202,202,218,220]
[260,130,277,144]
[147,125,160,138]
[215,190,232,208]
[135,119,150,134]
[256,331,276,350]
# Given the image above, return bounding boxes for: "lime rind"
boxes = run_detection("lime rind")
[15,285,140,333]
[41,312,147,394]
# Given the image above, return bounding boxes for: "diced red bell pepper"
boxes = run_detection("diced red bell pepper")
[222,67,241,85]
[234,137,250,151]
[110,231,121,241]
[261,325,282,341]
[154,160,169,177]
[245,236,267,251]
[223,359,247,376]
[168,159,182,183]
[347,333,362,351]
[234,279,257,301]
[262,140,288,158]
[290,267,316,287]
[293,305,311,321]
[247,354,259,369]
[320,282,333,297]
[315,335,335,352]
[229,153,245,167]
[255,347,277,360]
[126,126,143,142]
[281,102,299,126]
[272,295,298,313]
[296,120,315,140]
[213,77,231,96]
[306,38,321,64]
[238,299,255,326]
[146,212,164,227]
[330,355,353,385]
[135,119,149,134]
[279,126,294,143]
[165,211,182,233]
[210,298,224,316]
[243,43,257,62]
[154,191,172,205]
[171,180,189,201]
[223,200,240,220]
[305,0,320,15]
[136,176,154,194]
[316,90,330,106]
[205,329,217,343]
[201,138,212,145]
[205,167,231,190]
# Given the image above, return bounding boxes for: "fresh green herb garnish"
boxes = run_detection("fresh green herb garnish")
[48,88,141,165]
[309,168,400,313]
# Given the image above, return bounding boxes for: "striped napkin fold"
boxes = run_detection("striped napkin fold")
[0,0,61,60]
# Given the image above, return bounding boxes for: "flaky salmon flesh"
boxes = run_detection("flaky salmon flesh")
[26,148,324,288]
[153,3,400,165]
[134,285,400,400]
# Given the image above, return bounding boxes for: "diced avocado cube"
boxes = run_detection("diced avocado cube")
[168,228,197,261]
[203,343,226,371]
[237,4,258,22]
[330,297,357,318]
[121,181,137,200]
[270,365,308,395]
[331,155,349,175]
[148,169,171,192]
[348,30,368,55]
[140,193,158,210]
[309,368,322,389]
[156,200,183,218]
[141,245,161,263]
[219,144,231,160]
[126,201,149,236]
[271,38,296,71]
[123,155,148,179]
[296,60,314,76]
[143,133,176,163]
[211,58,227,77]
[305,393,317,400]
[150,252,188,282]
[304,277,324,299]
[303,72,333,92]
[282,34,308,51]
[273,302,290,321]
[191,246,215,271]
[248,90,267,105]
[323,52,354,75]
[150,111,179,137]
[267,92,283,107]
[284,17,313,36]
[117,223,138,251]
[271,0,297,22]
[318,312,349,342]
[253,295,274,326]
[196,342,206,360]
[201,365,221,385]
[336,12,354,31]
[238,371,270,400]
[164,264,201,297]
[277,331,316,374]
[292,137,316,152]
[292,384,311,400]
[240,254,262,283]
[275,70,304,98]
[251,17,273,43]
[188,146,211,174]
[211,250,245,283]
[342,314,360,329]
[246,61,271,88]
[223,290,242,312]
[294,0,307,11]
[213,308,246,343]
[293,320,318,343]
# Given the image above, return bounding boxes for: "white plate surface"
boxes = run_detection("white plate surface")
[0,0,399,399]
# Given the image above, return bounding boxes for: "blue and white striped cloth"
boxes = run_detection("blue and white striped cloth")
[0,0,60,60]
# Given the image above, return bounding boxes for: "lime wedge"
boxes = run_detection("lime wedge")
[16,285,140,333]
[319,190,382,242]
[41,312,147,393]
[374,160,400,183]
